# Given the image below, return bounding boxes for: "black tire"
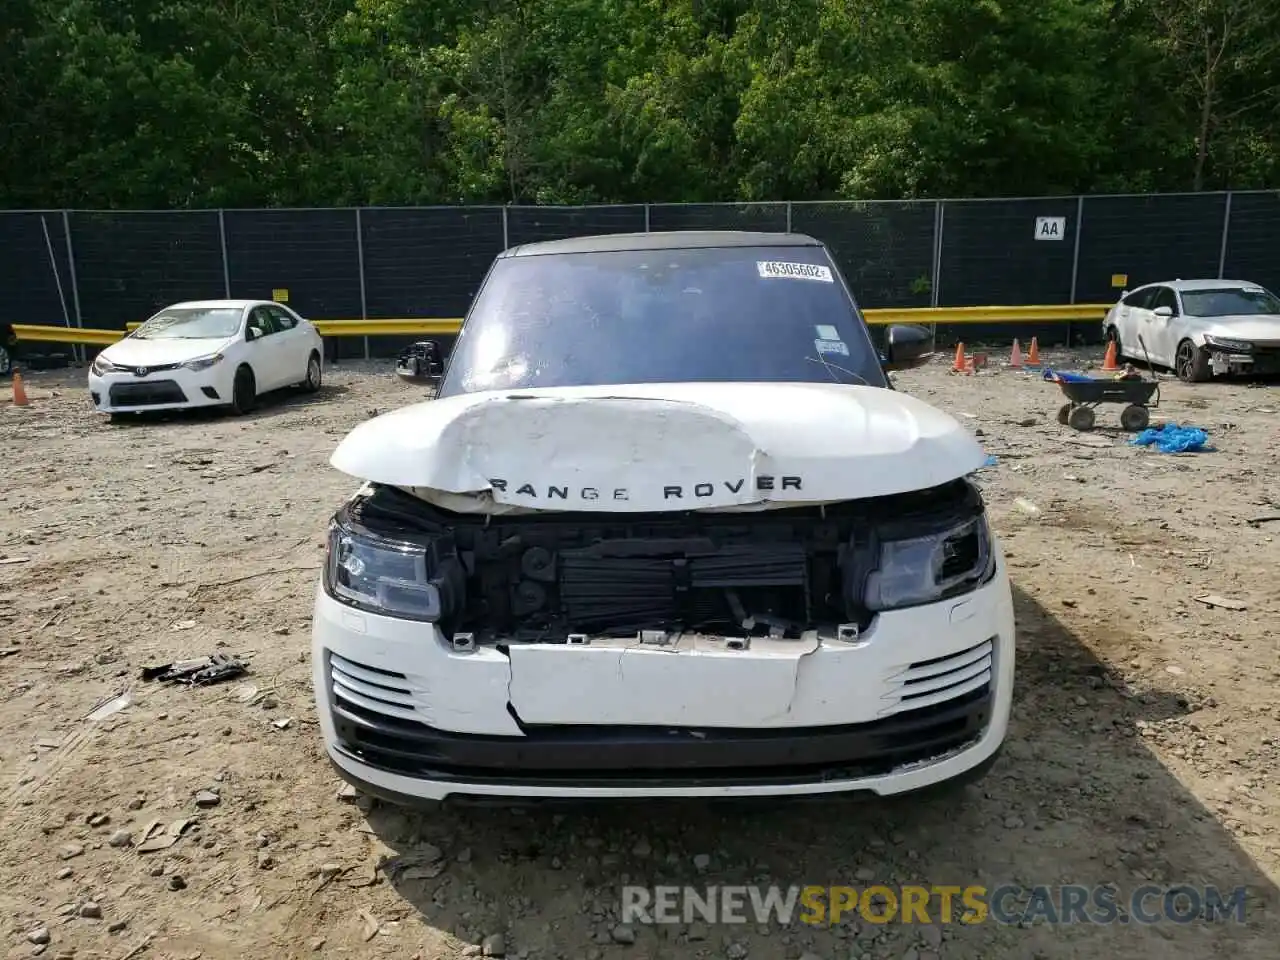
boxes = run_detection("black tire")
[1057,402,1072,426]
[302,350,322,392]
[1175,339,1211,383]
[1119,404,1150,432]
[230,365,257,415]
[1068,406,1096,431]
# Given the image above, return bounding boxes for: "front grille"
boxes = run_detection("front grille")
[892,639,994,711]
[108,380,187,406]
[329,653,416,721]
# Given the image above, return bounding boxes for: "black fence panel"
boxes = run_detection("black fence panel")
[0,211,72,324]
[507,205,646,246]
[69,211,224,328]
[648,202,788,233]
[1221,191,1280,293]
[224,209,362,320]
[792,201,935,308]
[938,198,1077,306]
[1075,193,1227,304]
[359,207,502,362]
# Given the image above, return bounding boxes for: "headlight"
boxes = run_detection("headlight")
[90,356,118,375]
[183,354,224,371]
[1203,336,1252,353]
[323,521,464,622]
[863,514,996,612]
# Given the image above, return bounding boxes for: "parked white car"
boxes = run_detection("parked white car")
[1102,279,1280,382]
[311,231,1015,806]
[89,299,324,419]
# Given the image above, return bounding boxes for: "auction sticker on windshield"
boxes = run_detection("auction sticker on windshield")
[757,261,834,282]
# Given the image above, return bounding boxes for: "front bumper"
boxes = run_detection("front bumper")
[88,365,233,413]
[1207,345,1280,376]
[312,560,1016,802]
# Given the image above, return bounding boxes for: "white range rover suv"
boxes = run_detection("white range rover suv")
[312,231,1016,805]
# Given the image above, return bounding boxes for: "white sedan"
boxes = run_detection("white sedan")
[1102,278,1280,382]
[89,299,324,419]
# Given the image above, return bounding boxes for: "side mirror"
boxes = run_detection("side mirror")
[245,326,262,341]
[881,324,935,371]
[1153,306,1173,318]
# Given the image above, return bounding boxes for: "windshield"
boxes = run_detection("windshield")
[438,245,886,397]
[133,307,243,340]
[1180,287,1280,317]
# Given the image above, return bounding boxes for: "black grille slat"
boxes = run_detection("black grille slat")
[108,380,187,406]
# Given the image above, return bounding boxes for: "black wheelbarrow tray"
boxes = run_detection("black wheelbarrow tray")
[1042,368,1160,432]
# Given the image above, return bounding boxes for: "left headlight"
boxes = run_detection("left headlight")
[863,514,997,612]
[183,354,224,371]
[322,520,465,623]
[1203,335,1252,353]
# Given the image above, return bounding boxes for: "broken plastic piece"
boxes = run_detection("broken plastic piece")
[141,653,248,686]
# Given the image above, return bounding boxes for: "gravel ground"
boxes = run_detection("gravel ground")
[0,350,1276,960]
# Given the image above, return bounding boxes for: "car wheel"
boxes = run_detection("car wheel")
[230,365,257,415]
[302,351,322,392]
[1175,339,1211,383]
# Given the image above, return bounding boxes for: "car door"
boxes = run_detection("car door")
[266,305,308,384]
[1145,286,1181,366]
[244,305,287,390]
[1115,286,1156,350]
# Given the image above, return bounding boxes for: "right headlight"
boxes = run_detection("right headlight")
[863,514,996,612]
[91,356,119,376]
[1203,335,1252,353]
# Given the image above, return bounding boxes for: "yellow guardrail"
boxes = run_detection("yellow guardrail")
[16,304,1112,346]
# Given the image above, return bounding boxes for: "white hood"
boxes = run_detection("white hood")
[329,382,986,514]
[1196,315,1280,343]
[102,336,231,366]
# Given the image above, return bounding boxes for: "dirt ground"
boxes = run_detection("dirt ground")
[0,349,1276,960]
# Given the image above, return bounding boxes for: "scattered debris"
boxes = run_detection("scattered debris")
[137,818,198,853]
[1013,497,1041,517]
[142,653,248,686]
[358,908,380,942]
[0,556,31,565]
[1131,423,1212,454]
[85,689,132,723]
[1246,514,1280,526]
[1195,594,1247,611]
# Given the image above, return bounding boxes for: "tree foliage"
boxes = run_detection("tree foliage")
[2,0,1278,208]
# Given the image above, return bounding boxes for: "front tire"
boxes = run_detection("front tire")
[1175,339,1211,383]
[302,351,322,392]
[230,365,257,415]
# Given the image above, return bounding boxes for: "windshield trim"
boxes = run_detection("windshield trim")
[437,244,887,398]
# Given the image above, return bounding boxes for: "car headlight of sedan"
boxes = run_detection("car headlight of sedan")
[863,514,997,612]
[1203,335,1253,353]
[90,356,120,376]
[322,520,464,622]
[183,354,224,371]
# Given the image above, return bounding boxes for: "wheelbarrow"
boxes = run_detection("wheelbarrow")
[1043,368,1160,432]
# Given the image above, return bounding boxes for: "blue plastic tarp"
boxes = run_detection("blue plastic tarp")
[1131,423,1212,454]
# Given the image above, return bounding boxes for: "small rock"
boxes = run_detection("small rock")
[456,847,472,864]
[260,695,279,710]
[194,790,221,808]
[1004,814,1025,829]
[611,925,636,945]
[482,933,506,957]
[726,944,748,960]
[78,901,102,919]
[337,783,359,802]
[87,813,110,827]
[27,927,50,946]
[108,920,127,934]
[462,947,483,957]
[167,874,187,891]
[108,829,132,848]
[854,867,875,882]
[310,938,325,951]
[56,868,73,880]
[58,844,84,860]
[687,922,709,941]
[632,838,652,857]
[127,796,145,811]
[272,625,290,635]
[692,853,711,871]
[258,851,275,870]
[920,926,942,949]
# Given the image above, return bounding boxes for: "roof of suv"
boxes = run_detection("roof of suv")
[501,230,823,258]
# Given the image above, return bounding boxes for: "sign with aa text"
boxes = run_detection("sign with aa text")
[1035,217,1066,240]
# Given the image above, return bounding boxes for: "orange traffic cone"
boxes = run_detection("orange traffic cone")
[1027,337,1041,366]
[1102,340,1119,371]
[1009,339,1024,368]
[10,371,28,406]
[952,342,967,373]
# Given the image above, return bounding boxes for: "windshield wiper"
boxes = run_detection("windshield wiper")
[805,354,870,387]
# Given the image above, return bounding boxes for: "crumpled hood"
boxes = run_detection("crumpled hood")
[1195,315,1280,344]
[102,336,232,367]
[329,381,987,513]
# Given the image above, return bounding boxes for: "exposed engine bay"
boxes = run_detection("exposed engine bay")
[335,479,990,646]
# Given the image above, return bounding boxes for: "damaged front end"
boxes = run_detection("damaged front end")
[325,481,995,652]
